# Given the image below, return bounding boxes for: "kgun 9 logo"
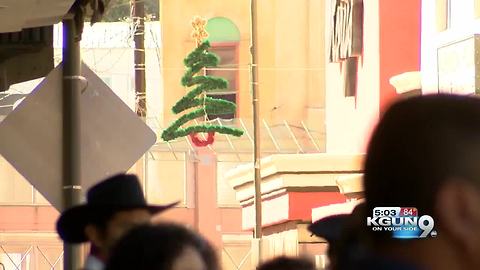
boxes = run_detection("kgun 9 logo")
[367,207,437,239]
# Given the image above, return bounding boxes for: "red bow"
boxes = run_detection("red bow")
[189,132,215,147]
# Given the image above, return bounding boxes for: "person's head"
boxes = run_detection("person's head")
[364,94,480,268]
[308,214,348,266]
[83,207,151,258]
[105,223,219,270]
[257,256,315,270]
[308,202,369,269]
[56,174,177,259]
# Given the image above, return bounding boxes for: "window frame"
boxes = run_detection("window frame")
[205,42,240,120]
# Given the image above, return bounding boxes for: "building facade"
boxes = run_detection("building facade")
[0,22,167,270]
[0,0,422,269]
[422,0,480,95]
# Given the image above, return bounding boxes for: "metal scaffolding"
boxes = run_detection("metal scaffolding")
[147,117,325,162]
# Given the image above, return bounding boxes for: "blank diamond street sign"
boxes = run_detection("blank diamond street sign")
[0,63,156,210]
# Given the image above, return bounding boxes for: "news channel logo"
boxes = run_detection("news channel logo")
[367,207,437,239]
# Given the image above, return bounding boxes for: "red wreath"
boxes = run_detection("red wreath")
[189,132,215,147]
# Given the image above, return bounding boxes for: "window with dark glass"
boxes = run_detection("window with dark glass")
[205,44,238,120]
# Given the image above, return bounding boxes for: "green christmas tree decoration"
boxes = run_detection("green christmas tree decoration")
[161,40,244,144]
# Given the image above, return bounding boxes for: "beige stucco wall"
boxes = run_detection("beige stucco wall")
[159,0,326,134]
[160,0,251,124]
[324,0,380,154]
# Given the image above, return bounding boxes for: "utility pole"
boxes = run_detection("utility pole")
[131,0,148,192]
[62,14,82,270]
[131,0,146,118]
[250,0,263,263]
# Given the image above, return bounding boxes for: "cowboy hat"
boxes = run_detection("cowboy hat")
[56,173,178,243]
[308,214,349,243]
[308,202,367,243]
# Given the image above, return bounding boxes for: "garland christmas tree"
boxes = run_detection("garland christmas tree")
[161,17,243,146]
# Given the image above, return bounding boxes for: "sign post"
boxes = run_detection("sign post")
[62,14,82,270]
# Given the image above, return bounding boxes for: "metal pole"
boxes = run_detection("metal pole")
[132,0,147,118]
[131,0,148,189]
[250,0,262,256]
[62,15,82,270]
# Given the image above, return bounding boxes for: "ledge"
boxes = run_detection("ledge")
[311,199,364,222]
[226,153,365,229]
[336,173,364,200]
[227,153,365,202]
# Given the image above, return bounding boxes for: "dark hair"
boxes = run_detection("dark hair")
[364,94,480,225]
[105,223,218,270]
[257,256,315,270]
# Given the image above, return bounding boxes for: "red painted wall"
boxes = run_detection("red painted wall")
[288,192,346,221]
[0,206,59,231]
[153,149,244,247]
[242,191,347,230]
[0,150,244,250]
[195,150,222,247]
[379,0,421,112]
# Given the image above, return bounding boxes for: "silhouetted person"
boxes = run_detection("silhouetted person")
[309,203,369,270]
[105,223,219,270]
[56,174,177,270]
[257,256,315,270]
[360,94,480,269]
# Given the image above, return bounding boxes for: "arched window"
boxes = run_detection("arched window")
[205,17,240,120]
